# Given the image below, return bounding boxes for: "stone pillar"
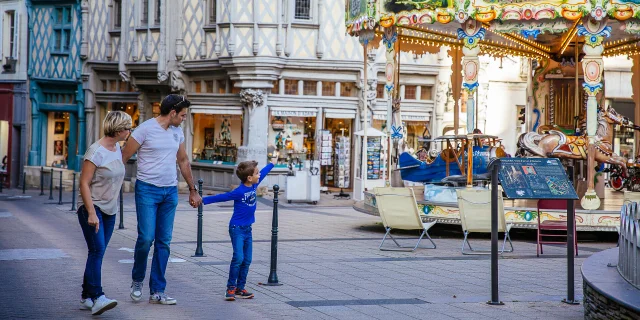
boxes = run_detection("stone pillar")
[237,89,268,168]
[578,18,610,210]
[456,20,486,134]
[434,47,451,143]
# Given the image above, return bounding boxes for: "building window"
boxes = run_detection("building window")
[271,81,279,94]
[154,0,161,24]
[194,81,202,93]
[340,82,357,97]
[52,6,72,53]
[217,79,226,94]
[322,82,335,96]
[404,85,417,100]
[230,81,241,94]
[420,86,433,100]
[284,80,298,95]
[294,0,311,20]
[141,0,149,25]
[2,10,18,60]
[113,0,122,29]
[205,80,214,93]
[208,0,216,25]
[376,83,385,99]
[303,81,316,96]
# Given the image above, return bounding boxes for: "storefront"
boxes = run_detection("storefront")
[268,108,317,168]
[372,111,430,152]
[192,112,243,165]
[321,109,355,189]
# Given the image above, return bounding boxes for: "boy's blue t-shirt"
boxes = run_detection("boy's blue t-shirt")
[202,163,274,226]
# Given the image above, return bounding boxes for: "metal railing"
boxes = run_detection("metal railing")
[618,202,640,289]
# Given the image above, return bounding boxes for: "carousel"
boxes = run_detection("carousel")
[348,0,640,231]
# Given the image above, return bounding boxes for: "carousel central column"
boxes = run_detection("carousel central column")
[382,26,398,186]
[457,20,486,187]
[578,18,610,210]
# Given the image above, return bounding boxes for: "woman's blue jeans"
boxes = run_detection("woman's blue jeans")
[131,180,178,294]
[227,225,253,290]
[78,205,116,300]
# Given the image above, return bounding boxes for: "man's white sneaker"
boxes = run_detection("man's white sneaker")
[130,281,143,301]
[149,292,177,305]
[80,298,93,310]
[91,295,117,315]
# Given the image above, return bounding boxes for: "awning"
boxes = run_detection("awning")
[324,109,356,119]
[190,105,242,115]
[270,107,317,117]
[354,127,386,137]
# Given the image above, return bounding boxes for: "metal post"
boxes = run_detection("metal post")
[22,172,26,194]
[58,170,63,205]
[563,165,579,305]
[193,179,205,257]
[40,167,45,195]
[70,173,77,211]
[0,172,3,193]
[49,169,54,200]
[488,160,503,305]
[119,184,125,229]
[265,184,283,286]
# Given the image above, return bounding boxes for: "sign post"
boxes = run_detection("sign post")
[497,158,579,305]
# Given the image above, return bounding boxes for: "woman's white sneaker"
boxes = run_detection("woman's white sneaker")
[91,295,117,315]
[149,292,177,305]
[130,281,143,301]
[80,298,93,310]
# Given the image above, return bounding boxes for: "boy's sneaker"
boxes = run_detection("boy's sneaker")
[91,295,117,315]
[235,288,254,299]
[225,288,236,301]
[130,281,143,301]
[149,292,177,305]
[80,298,93,310]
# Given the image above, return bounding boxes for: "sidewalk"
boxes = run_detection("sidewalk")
[2,188,613,319]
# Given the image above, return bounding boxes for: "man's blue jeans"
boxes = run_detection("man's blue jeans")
[78,205,116,300]
[132,180,178,294]
[227,225,253,290]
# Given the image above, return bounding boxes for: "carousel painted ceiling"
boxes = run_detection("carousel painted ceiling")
[346,0,640,60]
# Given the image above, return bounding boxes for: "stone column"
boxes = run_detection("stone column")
[456,20,486,134]
[237,89,268,168]
[578,18,610,210]
[434,47,451,143]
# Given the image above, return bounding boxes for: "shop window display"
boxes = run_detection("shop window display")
[47,112,70,167]
[268,115,316,167]
[192,114,242,164]
[322,118,352,188]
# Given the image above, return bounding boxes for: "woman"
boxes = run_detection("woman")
[78,111,131,315]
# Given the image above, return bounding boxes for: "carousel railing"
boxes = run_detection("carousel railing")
[618,202,640,289]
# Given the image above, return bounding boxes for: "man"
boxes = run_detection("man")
[122,94,202,305]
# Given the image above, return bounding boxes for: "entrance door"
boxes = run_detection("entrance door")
[0,120,9,187]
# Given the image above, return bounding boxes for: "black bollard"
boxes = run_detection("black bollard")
[0,172,3,193]
[48,169,54,200]
[265,184,283,286]
[563,165,579,305]
[40,167,45,195]
[118,184,124,229]
[70,173,77,211]
[22,172,26,194]
[488,160,503,305]
[57,171,63,205]
[193,179,205,257]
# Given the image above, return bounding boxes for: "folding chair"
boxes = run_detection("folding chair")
[456,188,513,255]
[374,187,437,251]
[536,199,578,257]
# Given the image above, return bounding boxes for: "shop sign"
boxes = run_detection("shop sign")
[272,110,317,117]
[402,115,428,121]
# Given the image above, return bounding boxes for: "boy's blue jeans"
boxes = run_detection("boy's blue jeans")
[78,205,116,300]
[132,180,178,294]
[227,225,253,290]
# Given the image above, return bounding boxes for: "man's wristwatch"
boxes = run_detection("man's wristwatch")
[189,185,198,192]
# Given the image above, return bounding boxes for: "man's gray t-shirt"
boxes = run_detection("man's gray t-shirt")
[130,118,184,187]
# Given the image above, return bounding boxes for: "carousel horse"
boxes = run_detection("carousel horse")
[517,107,630,177]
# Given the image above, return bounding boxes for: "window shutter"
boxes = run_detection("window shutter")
[13,13,19,58]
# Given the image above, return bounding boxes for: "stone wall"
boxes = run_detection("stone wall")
[584,280,640,320]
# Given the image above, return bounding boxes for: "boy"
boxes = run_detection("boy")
[202,157,277,301]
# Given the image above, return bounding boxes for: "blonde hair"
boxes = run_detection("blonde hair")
[103,111,132,137]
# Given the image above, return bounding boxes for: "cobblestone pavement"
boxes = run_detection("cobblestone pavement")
[0,189,616,319]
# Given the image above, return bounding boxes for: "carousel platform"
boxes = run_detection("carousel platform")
[354,188,629,232]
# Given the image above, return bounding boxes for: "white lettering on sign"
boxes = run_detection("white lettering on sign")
[272,110,317,117]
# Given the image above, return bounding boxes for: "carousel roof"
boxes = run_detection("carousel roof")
[347,0,640,61]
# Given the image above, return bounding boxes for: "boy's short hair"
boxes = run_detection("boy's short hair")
[236,160,258,183]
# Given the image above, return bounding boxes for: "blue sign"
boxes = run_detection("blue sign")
[498,158,578,200]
